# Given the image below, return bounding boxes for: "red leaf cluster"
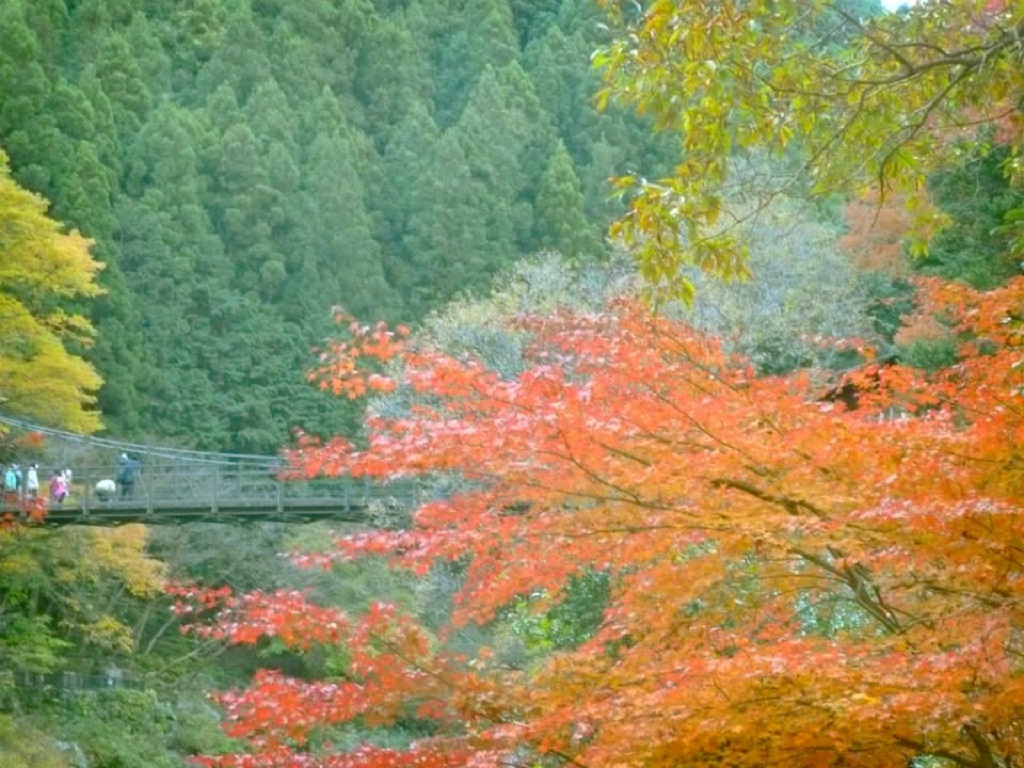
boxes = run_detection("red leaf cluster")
[308,312,408,400]
[196,279,1024,766]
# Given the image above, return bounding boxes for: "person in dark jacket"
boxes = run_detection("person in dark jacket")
[116,454,140,498]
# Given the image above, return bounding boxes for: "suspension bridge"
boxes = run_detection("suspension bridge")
[0,415,421,526]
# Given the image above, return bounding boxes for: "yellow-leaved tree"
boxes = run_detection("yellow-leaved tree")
[0,152,144,763]
[0,146,103,433]
[595,0,1024,301]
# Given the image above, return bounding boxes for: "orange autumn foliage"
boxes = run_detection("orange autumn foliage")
[838,190,950,277]
[838,190,913,275]
[893,311,948,349]
[184,278,1024,768]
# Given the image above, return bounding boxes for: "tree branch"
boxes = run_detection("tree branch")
[710,477,827,518]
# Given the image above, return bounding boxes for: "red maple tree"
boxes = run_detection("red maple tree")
[179,277,1024,767]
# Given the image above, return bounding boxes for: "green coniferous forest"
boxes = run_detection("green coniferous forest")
[0,0,678,453]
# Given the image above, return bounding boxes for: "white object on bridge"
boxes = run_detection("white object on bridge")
[95,479,116,501]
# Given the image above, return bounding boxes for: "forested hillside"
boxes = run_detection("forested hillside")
[8,0,1024,766]
[0,0,674,452]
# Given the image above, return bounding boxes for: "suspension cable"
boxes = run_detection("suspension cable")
[0,413,283,467]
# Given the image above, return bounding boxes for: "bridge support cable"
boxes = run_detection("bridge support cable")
[0,412,283,468]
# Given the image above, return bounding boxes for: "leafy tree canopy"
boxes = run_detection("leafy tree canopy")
[0,524,166,673]
[0,147,103,432]
[594,0,1024,301]
[181,273,1024,767]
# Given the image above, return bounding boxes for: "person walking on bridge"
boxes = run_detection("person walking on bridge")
[25,464,39,498]
[49,470,68,505]
[116,453,140,499]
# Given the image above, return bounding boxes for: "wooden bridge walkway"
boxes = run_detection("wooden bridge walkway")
[1,464,421,526]
[0,413,428,526]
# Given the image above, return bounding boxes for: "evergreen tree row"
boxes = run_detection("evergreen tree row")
[0,0,674,452]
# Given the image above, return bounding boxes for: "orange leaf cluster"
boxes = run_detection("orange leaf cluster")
[838,191,914,275]
[0,491,48,526]
[308,312,408,400]
[199,279,1024,767]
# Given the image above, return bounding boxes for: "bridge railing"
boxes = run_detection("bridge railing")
[7,463,421,520]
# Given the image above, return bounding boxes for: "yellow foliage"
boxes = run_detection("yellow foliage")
[0,525,165,657]
[83,613,135,654]
[0,715,69,768]
[0,548,42,580]
[0,146,104,432]
[86,525,166,597]
[596,0,1024,298]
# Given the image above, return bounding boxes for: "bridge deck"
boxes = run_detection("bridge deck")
[1,464,419,526]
